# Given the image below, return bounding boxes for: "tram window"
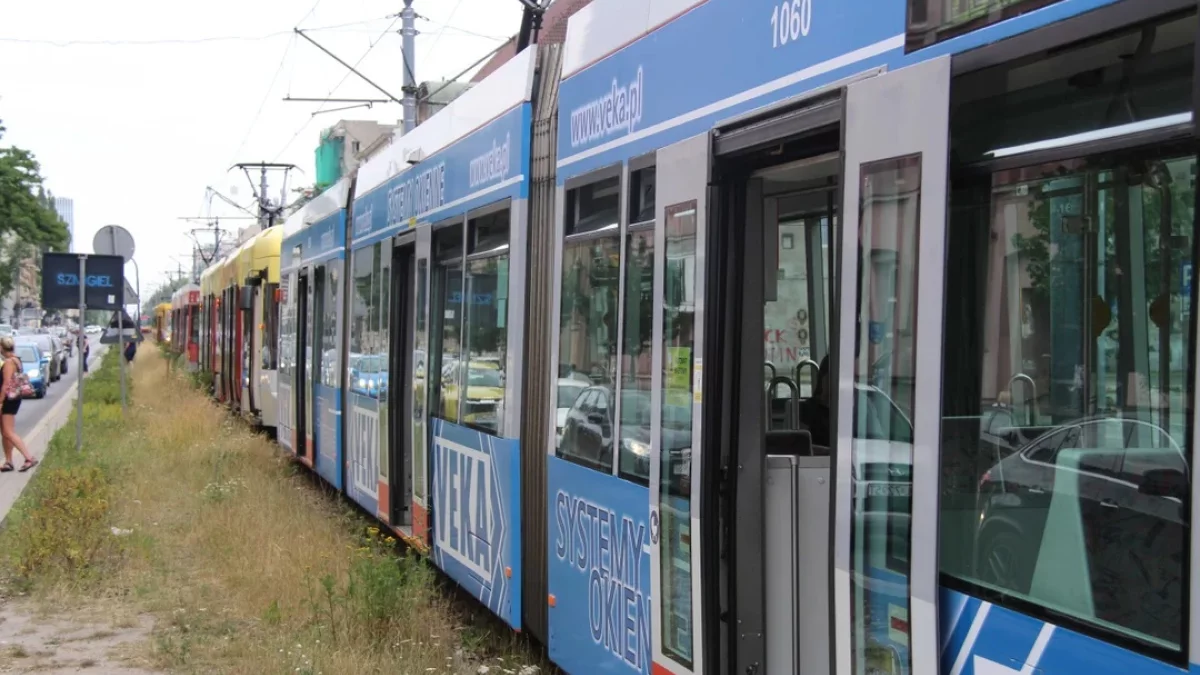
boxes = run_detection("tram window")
[262,283,279,370]
[463,208,510,436]
[556,233,620,472]
[629,166,656,225]
[940,153,1195,652]
[849,155,921,675]
[351,246,373,360]
[938,16,1194,653]
[566,175,620,236]
[618,227,654,486]
[322,262,341,388]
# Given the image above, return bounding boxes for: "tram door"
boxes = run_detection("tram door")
[832,56,950,675]
[649,133,710,675]
[387,240,416,527]
[295,271,310,459]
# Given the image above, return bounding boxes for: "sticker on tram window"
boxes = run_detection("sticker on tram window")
[859,482,912,498]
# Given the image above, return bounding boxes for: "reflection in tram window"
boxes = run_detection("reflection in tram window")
[463,208,511,435]
[556,235,620,472]
[660,200,697,668]
[376,246,390,477]
[619,228,654,485]
[938,13,1196,655]
[850,154,921,675]
[432,227,464,424]
[940,152,1195,653]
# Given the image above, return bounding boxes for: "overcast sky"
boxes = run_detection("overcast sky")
[0,0,523,306]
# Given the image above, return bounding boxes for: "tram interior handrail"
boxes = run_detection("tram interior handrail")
[768,375,801,431]
[1008,372,1038,426]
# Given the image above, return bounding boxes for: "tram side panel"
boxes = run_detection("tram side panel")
[347,89,535,629]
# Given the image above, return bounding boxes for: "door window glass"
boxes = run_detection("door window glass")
[413,258,429,503]
[850,155,921,675]
[432,227,464,424]
[659,200,697,668]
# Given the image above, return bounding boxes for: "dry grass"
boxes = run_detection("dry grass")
[1,346,550,675]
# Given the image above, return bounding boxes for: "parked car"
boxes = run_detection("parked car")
[0,324,14,337]
[555,378,588,448]
[15,334,62,382]
[972,415,1187,646]
[13,343,47,398]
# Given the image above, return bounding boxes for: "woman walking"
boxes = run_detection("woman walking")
[1,337,37,472]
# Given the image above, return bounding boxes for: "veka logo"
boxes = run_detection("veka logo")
[56,273,114,288]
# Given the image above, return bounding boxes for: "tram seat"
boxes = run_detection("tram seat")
[765,429,813,456]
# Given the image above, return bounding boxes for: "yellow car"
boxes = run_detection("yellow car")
[441,359,505,432]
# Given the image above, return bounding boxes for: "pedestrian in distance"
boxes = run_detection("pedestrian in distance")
[124,339,136,363]
[0,337,37,473]
[81,334,90,373]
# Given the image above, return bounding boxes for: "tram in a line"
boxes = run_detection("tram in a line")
[153,302,171,344]
[198,226,283,428]
[169,284,201,371]
[195,0,1200,672]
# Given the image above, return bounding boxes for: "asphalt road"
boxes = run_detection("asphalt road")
[14,343,106,439]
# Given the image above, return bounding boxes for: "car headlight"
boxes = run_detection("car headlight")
[622,438,650,458]
[358,378,368,388]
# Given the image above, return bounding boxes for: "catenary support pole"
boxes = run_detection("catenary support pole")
[401,0,417,135]
[76,255,85,452]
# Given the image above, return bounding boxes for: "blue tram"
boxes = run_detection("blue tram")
[201,0,1200,672]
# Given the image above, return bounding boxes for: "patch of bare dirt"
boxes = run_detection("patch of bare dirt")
[0,600,157,674]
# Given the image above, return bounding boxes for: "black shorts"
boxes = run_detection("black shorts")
[1,397,20,416]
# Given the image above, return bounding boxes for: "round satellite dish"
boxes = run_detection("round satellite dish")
[93,225,136,261]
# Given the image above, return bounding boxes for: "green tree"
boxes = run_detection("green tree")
[0,119,70,251]
[0,119,71,304]
[147,277,188,308]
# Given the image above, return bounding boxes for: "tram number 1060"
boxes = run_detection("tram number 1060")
[770,0,813,49]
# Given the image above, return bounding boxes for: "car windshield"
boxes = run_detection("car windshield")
[468,367,502,387]
[356,356,384,374]
[15,347,37,364]
[20,337,52,353]
[558,384,586,408]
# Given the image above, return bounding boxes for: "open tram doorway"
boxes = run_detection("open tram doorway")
[387,240,416,528]
[702,60,952,675]
[295,271,310,459]
[703,99,845,675]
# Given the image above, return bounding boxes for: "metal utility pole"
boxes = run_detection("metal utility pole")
[401,0,417,135]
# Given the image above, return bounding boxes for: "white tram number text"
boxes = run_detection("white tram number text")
[770,0,812,48]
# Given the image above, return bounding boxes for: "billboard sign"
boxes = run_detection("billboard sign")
[41,253,125,310]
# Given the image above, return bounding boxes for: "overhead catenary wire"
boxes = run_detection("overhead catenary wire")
[228,33,297,166]
[0,17,393,47]
[419,0,467,62]
[272,15,401,162]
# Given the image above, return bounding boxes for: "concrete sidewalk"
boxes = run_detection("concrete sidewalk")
[0,345,109,525]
